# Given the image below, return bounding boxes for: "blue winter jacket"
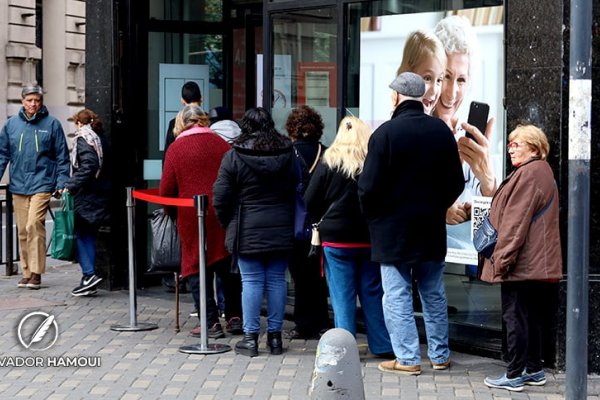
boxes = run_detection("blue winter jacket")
[0,106,70,195]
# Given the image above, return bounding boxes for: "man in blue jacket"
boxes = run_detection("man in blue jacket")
[0,85,70,289]
[358,73,464,375]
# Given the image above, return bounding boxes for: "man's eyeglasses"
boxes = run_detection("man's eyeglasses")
[507,142,526,151]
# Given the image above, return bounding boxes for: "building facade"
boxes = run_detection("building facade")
[84,0,598,372]
[0,0,86,142]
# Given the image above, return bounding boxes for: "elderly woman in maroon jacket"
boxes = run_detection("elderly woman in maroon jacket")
[481,124,562,392]
[160,104,235,339]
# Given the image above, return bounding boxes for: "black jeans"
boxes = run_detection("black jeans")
[288,240,331,336]
[501,280,556,378]
[188,256,242,325]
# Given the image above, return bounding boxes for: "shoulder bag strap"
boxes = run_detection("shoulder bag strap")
[308,144,322,174]
[532,192,554,222]
[316,199,337,226]
[294,144,322,175]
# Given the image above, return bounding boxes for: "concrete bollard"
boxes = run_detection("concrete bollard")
[309,328,365,400]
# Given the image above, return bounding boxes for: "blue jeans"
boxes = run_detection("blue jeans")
[238,254,288,334]
[324,247,392,355]
[380,261,449,366]
[76,224,97,277]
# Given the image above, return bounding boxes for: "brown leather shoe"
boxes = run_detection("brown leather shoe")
[378,360,421,375]
[26,273,41,290]
[431,359,451,370]
[17,277,30,288]
[190,323,225,339]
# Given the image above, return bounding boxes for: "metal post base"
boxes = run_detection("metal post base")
[110,322,159,332]
[179,343,232,355]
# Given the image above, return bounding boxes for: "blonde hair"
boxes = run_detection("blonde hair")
[396,30,447,76]
[508,124,550,160]
[173,104,209,136]
[323,117,372,180]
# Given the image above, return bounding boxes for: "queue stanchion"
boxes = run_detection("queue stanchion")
[179,194,231,354]
[111,187,158,332]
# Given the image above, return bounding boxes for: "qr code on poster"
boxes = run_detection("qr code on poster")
[470,196,492,239]
[472,207,490,233]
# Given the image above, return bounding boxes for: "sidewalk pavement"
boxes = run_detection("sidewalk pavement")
[0,260,598,400]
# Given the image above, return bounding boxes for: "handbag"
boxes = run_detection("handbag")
[307,200,337,259]
[473,192,554,259]
[294,187,311,241]
[473,214,497,259]
[50,191,77,261]
[148,208,181,272]
[293,145,322,241]
[307,223,322,259]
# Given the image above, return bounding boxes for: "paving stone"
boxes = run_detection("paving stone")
[1,262,598,399]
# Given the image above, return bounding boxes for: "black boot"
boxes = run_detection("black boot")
[235,333,259,357]
[267,331,283,355]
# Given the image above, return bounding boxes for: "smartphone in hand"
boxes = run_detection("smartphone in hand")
[466,101,489,140]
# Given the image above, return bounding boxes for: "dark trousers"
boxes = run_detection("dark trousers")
[188,256,242,325]
[501,280,555,378]
[288,240,331,335]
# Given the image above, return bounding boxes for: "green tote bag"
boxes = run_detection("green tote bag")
[50,191,77,261]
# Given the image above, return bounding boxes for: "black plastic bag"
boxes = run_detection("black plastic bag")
[149,209,181,272]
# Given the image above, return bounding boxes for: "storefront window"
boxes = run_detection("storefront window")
[270,8,338,144]
[149,0,222,22]
[345,1,505,339]
[146,32,223,183]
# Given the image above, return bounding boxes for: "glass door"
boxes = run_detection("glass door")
[270,7,338,144]
[231,11,263,120]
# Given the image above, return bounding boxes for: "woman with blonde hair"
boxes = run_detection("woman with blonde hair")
[173,104,210,137]
[395,30,447,115]
[304,116,393,358]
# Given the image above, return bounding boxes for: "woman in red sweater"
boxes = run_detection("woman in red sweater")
[160,104,240,338]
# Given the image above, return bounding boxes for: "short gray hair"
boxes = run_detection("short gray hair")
[434,15,479,79]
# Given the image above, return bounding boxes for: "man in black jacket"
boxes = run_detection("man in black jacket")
[163,81,203,156]
[358,72,464,375]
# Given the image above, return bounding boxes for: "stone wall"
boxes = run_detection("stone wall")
[0,0,85,138]
[506,0,600,373]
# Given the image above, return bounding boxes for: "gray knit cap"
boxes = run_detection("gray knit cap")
[389,72,425,98]
[21,85,44,98]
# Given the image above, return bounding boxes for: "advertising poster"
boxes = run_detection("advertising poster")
[297,62,337,107]
[360,7,505,267]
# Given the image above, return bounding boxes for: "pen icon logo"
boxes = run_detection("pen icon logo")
[17,312,59,351]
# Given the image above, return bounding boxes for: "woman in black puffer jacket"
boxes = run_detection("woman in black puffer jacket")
[64,109,110,297]
[213,107,295,357]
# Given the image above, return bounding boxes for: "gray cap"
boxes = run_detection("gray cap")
[389,72,425,98]
[21,85,44,98]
